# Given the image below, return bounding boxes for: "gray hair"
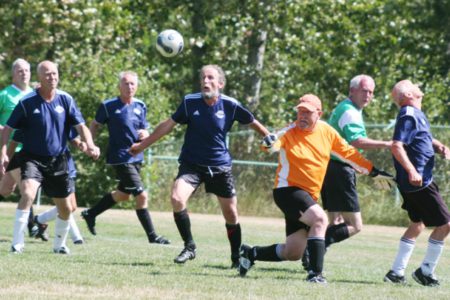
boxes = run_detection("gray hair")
[119,71,138,83]
[200,65,226,90]
[349,74,375,90]
[12,58,30,73]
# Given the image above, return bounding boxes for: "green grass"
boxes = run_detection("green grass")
[1,202,449,300]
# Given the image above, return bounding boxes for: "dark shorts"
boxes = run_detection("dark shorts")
[400,181,450,227]
[176,162,236,198]
[321,160,360,212]
[21,152,71,198]
[113,163,144,196]
[6,151,24,172]
[273,186,317,236]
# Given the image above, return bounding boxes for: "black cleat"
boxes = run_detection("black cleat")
[174,247,196,264]
[73,239,84,245]
[306,272,327,284]
[150,235,171,245]
[81,210,96,235]
[384,270,406,284]
[34,216,49,242]
[238,244,254,277]
[412,267,439,287]
[10,245,24,254]
[28,224,39,238]
[53,246,70,255]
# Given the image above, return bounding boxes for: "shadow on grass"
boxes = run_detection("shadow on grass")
[205,263,307,275]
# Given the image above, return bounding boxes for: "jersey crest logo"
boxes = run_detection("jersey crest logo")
[54,105,65,114]
[33,108,40,114]
[133,108,141,115]
[215,110,225,119]
[115,109,121,114]
[193,110,200,116]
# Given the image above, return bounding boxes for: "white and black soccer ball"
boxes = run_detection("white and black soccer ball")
[156,29,184,58]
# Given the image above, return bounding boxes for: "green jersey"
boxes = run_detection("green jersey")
[0,84,33,151]
[328,98,367,161]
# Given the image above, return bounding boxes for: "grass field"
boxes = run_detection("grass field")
[1,202,449,300]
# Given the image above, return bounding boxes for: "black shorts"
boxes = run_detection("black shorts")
[321,160,360,212]
[113,163,144,196]
[273,186,317,236]
[21,152,70,198]
[176,162,236,198]
[400,182,450,227]
[6,151,24,172]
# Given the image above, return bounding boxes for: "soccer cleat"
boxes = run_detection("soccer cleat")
[10,245,24,254]
[81,209,97,235]
[306,272,327,284]
[150,235,171,245]
[238,244,254,277]
[34,216,49,242]
[383,270,406,284]
[73,239,84,245]
[28,224,39,238]
[53,246,70,255]
[412,267,440,287]
[174,247,196,264]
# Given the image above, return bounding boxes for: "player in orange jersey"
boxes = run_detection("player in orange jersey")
[238,94,394,283]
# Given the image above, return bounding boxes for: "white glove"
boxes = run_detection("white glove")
[369,167,396,190]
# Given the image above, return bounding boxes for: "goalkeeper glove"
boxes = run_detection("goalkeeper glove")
[261,133,277,149]
[369,167,396,190]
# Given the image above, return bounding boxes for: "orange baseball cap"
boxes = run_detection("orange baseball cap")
[295,94,322,111]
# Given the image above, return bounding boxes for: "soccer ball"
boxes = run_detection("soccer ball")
[156,29,184,58]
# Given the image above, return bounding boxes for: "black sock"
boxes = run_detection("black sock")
[226,223,241,260]
[174,209,195,249]
[325,223,349,247]
[136,208,157,242]
[88,193,116,217]
[307,238,325,274]
[27,206,35,230]
[253,244,283,262]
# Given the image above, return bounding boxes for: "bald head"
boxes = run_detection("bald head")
[391,80,424,107]
[37,60,59,91]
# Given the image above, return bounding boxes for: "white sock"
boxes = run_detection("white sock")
[421,238,444,276]
[12,209,29,250]
[69,214,83,242]
[392,237,415,276]
[53,216,70,250]
[38,207,58,223]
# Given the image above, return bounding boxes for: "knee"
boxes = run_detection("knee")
[135,192,148,209]
[284,250,302,261]
[354,222,363,234]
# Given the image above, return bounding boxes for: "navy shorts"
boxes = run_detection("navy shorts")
[321,160,360,212]
[400,182,450,227]
[273,186,317,236]
[21,152,71,198]
[113,163,144,196]
[176,162,236,198]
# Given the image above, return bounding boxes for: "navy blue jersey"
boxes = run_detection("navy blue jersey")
[171,93,255,166]
[7,89,85,156]
[393,105,434,192]
[95,97,148,164]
